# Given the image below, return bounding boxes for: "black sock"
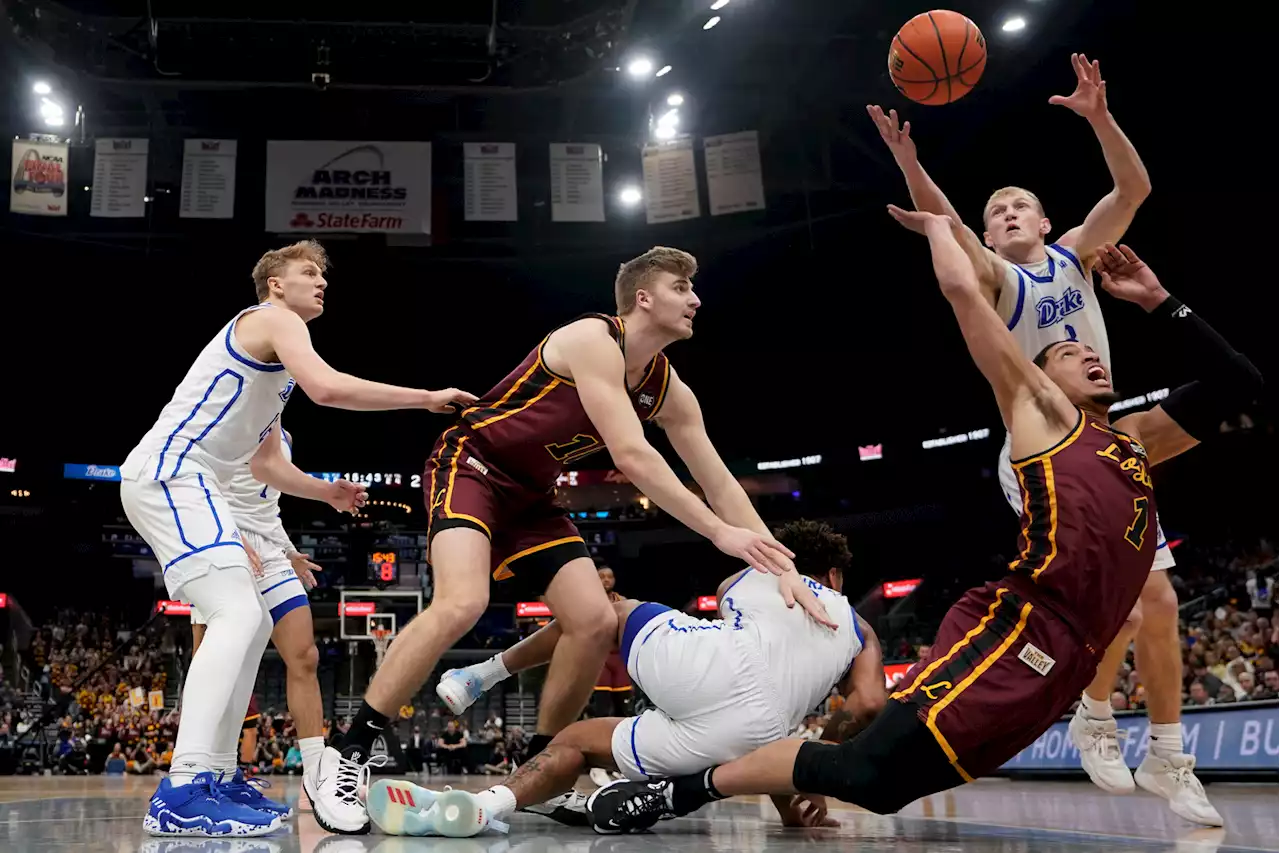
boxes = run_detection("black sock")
[342,702,390,756]
[526,733,554,758]
[671,766,726,816]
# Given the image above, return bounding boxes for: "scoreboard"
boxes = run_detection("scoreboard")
[368,551,398,584]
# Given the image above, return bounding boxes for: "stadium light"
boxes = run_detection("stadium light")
[654,125,677,140]
[626,57,655,78]
[1001,16,1027,33]
[658,109,680,127]
[33,81,52,95]
[666,92,685,106]
[711,0,730,9]
[618,186,643,206]
[656,65,673,77]
[704,16,721,30]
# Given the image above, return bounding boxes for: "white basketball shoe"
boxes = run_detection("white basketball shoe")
[1068,706,1135,794]
[1135,753,1224,827]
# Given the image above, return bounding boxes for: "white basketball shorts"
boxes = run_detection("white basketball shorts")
[120,471,251,598]
[190,531,307,626]
[609,603,789,781]
[998,433,1174,572]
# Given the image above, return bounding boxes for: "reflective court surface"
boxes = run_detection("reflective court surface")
[1,775,1275,853]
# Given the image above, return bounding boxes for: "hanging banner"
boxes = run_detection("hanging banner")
[641,138,700,225]
[549,143,605,222]
[265,141,432,234]
[91,138,149,218]
[10,139,69,216]
[703,130,765,216]
[180,139,238,219]
[464,142,518,222]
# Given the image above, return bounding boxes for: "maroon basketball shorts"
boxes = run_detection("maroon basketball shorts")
[595,649,631,692]
[425,430,589,582]
[889,579,1100,780]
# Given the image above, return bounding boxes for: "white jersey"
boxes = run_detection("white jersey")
[994,243,1112,369]
[224,429,292,544]
[121,304,296,485]
[721,569,863,730]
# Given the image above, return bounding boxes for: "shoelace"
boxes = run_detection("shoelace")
[1170,762,1205,795]
[618,785,670,821]
[1082,723,1127,761]
[335,753,390,806]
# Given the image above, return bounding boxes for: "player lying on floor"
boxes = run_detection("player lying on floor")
[363,520,886,837]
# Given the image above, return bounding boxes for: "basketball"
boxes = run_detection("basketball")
[888,10,987,105]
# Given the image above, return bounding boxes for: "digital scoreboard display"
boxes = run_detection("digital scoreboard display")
[368,550,398,584]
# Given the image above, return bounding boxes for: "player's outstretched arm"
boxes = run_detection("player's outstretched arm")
[655,370,770,537]
[555,321,796,576]
[1097,245,1263,466]
[244,308,476,413]
[250,423,369,513]
[867,105,1003,301]
[820,616,885,745]
[888,205,1076,432]
[1049,54,1151,271]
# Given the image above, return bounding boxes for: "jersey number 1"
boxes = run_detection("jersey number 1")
[545,434,603,464]
[1124,496,1150,551]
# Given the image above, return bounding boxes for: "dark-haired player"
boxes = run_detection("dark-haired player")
[365,520,884,837]
[584,217,1260,832]
[331,247,833,834]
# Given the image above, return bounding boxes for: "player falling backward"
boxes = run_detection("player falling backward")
[360,520,885,838]
[118,240,474,838]
[325,247,833,835]
[870,52,1219,824]
[583,214,1261,833]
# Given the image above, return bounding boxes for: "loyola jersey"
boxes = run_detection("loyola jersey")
[224,429,292,543]
[121,304,296,484]
[720,569,863,730]
[1008,411,1156,648]
[455,314,672,492]
[995,243,1112,370]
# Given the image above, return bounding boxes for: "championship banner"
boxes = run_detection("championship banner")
[463,143,518,222]
[549,143,605,222]
[180,139,237,219]
[642,138,700,225]
[90,138,149,218]
[265,141,432,234]
[1001,701,1279,773]
[703,130,766,216]
[10,139,68,216]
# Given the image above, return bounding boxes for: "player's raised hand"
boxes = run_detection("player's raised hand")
[1048,53,1107,119]
[712,525,796,575]
[287,550,323,589]
[1095,243,1169,311]
[866,105,917,166]
[326,479,369,515]
[424,388,478,414]
[886,204,952,234]
[777,570,839,629]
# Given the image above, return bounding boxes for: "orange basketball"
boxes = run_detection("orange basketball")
[888,10,986,105]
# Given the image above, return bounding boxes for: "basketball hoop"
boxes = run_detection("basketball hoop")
[371,626,392,668]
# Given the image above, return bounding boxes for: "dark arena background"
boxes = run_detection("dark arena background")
[0,1,1276,851]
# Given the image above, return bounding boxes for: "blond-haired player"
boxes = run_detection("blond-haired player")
[121,240,474,837]
[865,53,1219,825]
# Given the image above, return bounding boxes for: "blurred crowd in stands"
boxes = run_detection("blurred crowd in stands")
[0,537,1274,774]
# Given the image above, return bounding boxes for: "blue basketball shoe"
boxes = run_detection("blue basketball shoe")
[219,768,296,820]
[144,772,282,837]
[435,667,488,715]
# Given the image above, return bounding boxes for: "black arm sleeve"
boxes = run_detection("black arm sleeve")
[1151,296,1264,441]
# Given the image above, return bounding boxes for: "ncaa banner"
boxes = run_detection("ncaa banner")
[265,141,432,234]
[10,139,69,216]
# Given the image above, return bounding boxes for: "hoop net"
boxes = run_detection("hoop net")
[371,627,392,668]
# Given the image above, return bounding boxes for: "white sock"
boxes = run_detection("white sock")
[167,761,210,787]
[1079,692,1114,721]
[475,785,518,821]
[471,654,512,691]
[1149,722,1183,759]
[211,751,238,779]
[299,737,325,781]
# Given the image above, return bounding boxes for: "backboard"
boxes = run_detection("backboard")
[339,588,423,641]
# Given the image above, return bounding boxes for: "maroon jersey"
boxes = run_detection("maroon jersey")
[1008,411,1157,649]
[456,314,671,491]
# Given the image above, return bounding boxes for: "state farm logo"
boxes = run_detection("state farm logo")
[290,212,315,229]
[293,144,408,204]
